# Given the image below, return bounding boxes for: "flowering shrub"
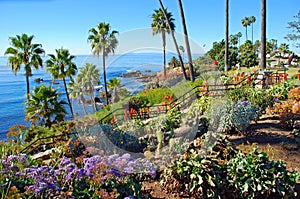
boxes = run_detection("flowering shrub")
[0,154,156,198]
[268,86,300,129]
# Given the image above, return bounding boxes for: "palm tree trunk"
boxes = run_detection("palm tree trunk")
[90,87,97,112]
[260,0,267,70]
[26,75,30,100]
[158,0,188,81]
[162,30,167,78]
[103,51,109,105]
[225,0,229,73]
[81,95,87,115]
[246,26,248,41]
[252,23,254,43]
[63,77,74,118]
[178,0,195,81]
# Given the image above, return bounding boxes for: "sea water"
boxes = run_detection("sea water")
[0,52,197,140]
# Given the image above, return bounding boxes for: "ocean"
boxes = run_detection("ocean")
[0,52,198,140]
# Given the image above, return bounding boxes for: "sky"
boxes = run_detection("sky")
[0,0,299,56]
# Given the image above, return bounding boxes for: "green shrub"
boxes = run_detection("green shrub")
[140,88,175,105]
[226,147,299,199]
[267,80,296,100]
[95,105,113,124]
[128,95,149,111]
[161,136,299,199]
[207,100,258,135]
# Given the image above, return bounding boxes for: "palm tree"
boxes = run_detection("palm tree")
[157,0,188,80]
[151,8,175,78]
[177,0,195,81]
[76,63,100,112]
[25,84,67,127]
[278,43,290,64]
[108,77,121,103]
[179,45,185,60]
[242,17,250,41]
[69,80,87,115]
[225,0,229,73]
[5,34,45,100]
[237,32,243,47]
[261,0,267,70]
[46,48,77,118]
[88,22,118,105]
[229,34,238,47]
[249,16,256,43]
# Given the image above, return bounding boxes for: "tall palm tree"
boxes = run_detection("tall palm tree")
[5,34,45,100]
[108,77,121,103]
[157,0,188,80]
[177,0,195,81]
[69,80,87,115]
[249,16,256,43]
[151,8,175,78]
[46,48,77,118]
[76,63,100,112]
[225,0,229,73]
[242,17,250,41]
[25,84,66,127]
[88,22,118,105]
[261,0,267,70]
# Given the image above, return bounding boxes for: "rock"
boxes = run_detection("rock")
[34,78,43,83]
[121,70,142,77]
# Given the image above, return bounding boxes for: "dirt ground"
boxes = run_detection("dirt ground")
[143,114,300,198]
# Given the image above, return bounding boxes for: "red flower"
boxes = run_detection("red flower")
[213,61,218,65]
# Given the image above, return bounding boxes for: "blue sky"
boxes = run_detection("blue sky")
[0,0,299,55]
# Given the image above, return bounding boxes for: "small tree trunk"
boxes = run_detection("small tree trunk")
[63,77,74,118]
[103,51,109,105]
[162,31,167,78]
[26,75,30,100]
[81,95,87,115]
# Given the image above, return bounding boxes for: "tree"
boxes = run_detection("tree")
[261,0,267,70]
[278,43,290,63]
[76,63,100,112]
[207,40,225,61]
[108,77,121,103]
[69,80,87,115]
[157,0,188,81]
[249,16,256,43]
[266,39,278,56]
[229,34,238,47]
[5,34,45,100]
[46,48,77,118]
[25,84,66,127]
[177,0,195,81]
[168,56,180,68]
[237,32,243,47]
[88,22,118,105]
[151,8,175,79]
[225,0,229,73]
[216,48,238,71]
[239,40,258,68]
[285,10,300,48]
[241,17,250,41]
[179,45,185,60]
